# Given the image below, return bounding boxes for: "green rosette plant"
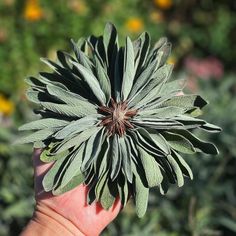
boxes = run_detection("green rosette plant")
[17,23,221,217]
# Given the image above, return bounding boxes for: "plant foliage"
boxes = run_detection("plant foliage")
[17,23,221,217]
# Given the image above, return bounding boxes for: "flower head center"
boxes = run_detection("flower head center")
[98,98,137,136]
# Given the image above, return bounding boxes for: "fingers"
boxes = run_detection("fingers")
[33,148,53,177]
[32,148,54,199]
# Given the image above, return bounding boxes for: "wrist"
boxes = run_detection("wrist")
[21,202,85,236]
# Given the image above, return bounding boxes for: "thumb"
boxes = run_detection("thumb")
[33,148,53,199]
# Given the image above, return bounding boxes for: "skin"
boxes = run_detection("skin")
[26,148,122,236]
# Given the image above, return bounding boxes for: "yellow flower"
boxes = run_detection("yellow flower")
[23,0,43,21]
[154,0,173,10]
[0,95,14,116]
[167,56,177,65]
[125,18,144,33]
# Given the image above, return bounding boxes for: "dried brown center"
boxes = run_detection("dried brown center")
[98,98,138,136]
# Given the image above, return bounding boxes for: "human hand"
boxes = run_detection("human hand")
[21,149,122,236]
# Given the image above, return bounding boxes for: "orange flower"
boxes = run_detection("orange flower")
[23,0,43,21]
[154,0,173,10]
[0,95,14,116]
[125,18,144,33]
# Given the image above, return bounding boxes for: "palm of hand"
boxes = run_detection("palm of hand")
[33,149,122,236]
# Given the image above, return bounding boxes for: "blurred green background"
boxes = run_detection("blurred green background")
[0,0,236,235]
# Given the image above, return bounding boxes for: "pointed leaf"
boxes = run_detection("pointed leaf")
[161,95,208,109]
[138,147,163,187]
[19,118,69,131]
[94,56,111,103]
[173,129,219,155]
[172,150,193,180]
[163,131,196,154]
[166,154,184,187]
[70,61,106,105]
[133,32,150,74]
[134,171,149,218]
[95,171,108,200]
[42,154,68,192]
[81,128,105,171]
[137,106,185,118]
[160,78,186,96]
[200,123,222,133]
[128,57,159,102]
[110,134,122,180]
[41,102,91,117]
[119,137,132,183]
[121,37,135,100]
[117,176,129,206]
[55,126,101,154]
[55,143,85,192]
[149,132,170,154]
[14,129,54,144]
[103,22,118,66]
[54,173,84,195]
[54,115,99,139]
[46,84,96,109]
[100,180,115,210]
